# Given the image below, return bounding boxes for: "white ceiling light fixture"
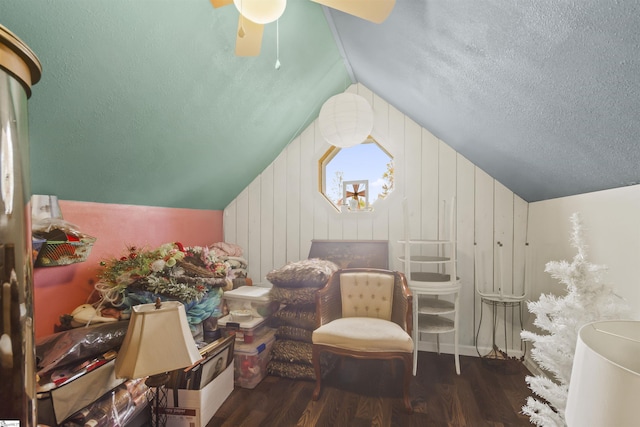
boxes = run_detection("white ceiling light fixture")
[210,0,395,57]
[232,0,286,25]
[318,93,374,148]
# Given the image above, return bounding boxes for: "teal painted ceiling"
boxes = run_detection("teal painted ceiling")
[2,1,639,208]
[2,0,350,210]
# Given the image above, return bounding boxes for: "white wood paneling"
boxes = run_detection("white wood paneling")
[421,129,439,242]
[372,92,389,145]
[495,181,514,294]
[511,195,529,346]
[474,168,494,291]
[402,116,422,264]
[299,125,315,258]
[473,163,495,353]
[260,164,274,282]
[272,151,288,273]
[311,123,329,243]
[486,181,515,352]
[513,196,529,297]
[457,154,476,347]
[286,136,301,262]
[247,178,261,281]
[438,141,457,216]
[229,188,249,275]
[387,103,405,266]
[223,199,237,245]
[224,83,530,354]
[370,88,391,242]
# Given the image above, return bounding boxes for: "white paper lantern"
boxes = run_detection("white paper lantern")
[318,93,374,148]
[233,0,286,24]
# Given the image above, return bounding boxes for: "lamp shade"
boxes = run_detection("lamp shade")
[318,93,373,148]
[565,320,640,427]
[233,0,286,24]
[114,301,201,379]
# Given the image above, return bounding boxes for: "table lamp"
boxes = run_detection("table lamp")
[114,299,201,427]
[565,320,640,427]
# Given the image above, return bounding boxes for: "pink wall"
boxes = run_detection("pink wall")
[33,200,224,339]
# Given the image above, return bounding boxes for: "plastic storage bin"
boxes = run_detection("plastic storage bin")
[233,328,276,389]
[218,314,268,344]
[223,286,280,319]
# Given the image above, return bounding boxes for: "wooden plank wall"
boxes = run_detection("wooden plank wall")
[224,83,529,355]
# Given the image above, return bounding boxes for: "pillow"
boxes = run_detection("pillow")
[271,340,314,365]
[272,304,317,330]
[269,286,318,305]
[276,325,314,343]
[267,356,337,380]
[266,258,339,288]
[267,360,317,381]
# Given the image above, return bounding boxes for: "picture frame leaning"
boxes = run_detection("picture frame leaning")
[172,334,235,391]
[194,334,235,389]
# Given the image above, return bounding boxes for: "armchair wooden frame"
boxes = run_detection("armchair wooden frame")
[311,268,414,413]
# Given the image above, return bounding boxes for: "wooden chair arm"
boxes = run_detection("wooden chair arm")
[315,272,343,327]
[391,271,413,336]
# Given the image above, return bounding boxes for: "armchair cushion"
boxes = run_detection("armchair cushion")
[340,272,394,320]
[312,317,413,353]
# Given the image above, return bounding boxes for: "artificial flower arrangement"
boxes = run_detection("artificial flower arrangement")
[95,242,232,325]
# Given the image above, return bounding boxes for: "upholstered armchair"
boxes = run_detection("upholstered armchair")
[311,268,414,413]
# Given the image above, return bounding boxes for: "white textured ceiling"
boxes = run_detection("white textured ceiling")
[1,0,639,208]
[329,1,640,202]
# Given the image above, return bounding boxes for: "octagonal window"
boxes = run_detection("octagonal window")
[319,137,394,211]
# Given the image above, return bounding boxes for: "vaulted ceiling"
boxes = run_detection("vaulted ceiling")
[2,0,638,210]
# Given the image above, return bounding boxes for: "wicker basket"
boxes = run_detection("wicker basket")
[35,236,96,267]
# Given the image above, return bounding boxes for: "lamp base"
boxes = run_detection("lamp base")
[146,372,170,388]
[146,373,170,427]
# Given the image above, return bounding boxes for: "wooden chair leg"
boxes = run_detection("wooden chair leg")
[312,345,323,401]
[402,353,413,414]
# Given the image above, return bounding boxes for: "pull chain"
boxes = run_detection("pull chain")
[275,19,281,70]
[238,0,245,38]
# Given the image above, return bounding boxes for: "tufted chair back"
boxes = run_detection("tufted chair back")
[340,272,394,320]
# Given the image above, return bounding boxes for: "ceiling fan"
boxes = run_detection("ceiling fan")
[209,0,396,56]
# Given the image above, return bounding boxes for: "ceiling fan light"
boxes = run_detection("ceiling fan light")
[233,0,286,24]
[318,93,374,148]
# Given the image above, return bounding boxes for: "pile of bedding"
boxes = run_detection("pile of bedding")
[265,258,338,380]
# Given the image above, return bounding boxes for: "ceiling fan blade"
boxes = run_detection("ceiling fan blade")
[311,0,395,24]
[210,0,233,7]
[235,16,263,56]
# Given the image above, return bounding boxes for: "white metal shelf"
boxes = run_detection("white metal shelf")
[400,196,460,376]
[398,255,452,264]
[409,271,455,283]
[417,315,456,334]
[398,239,453,244]
[417,297,455,315]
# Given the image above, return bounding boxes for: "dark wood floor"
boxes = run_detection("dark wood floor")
[208,351,532,427]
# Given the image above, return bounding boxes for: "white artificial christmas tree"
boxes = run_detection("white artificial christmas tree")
[521,213,630,427]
